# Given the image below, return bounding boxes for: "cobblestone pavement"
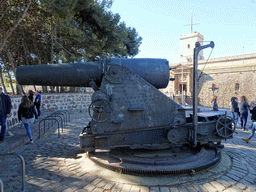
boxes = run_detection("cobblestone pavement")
[0,111,256,192]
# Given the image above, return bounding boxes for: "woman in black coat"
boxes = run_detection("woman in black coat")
[18,95,38,143]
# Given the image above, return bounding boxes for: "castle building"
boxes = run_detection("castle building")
[162,32,256,108]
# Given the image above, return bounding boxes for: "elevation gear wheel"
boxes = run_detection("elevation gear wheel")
[216,115,235,138]
[105,64,124,84]
[167,129,180,144]
[89,99,112,123]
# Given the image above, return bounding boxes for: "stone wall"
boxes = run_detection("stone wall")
[170,53,256,68]
[7,92,93,129]
[198,65,256,108]
[165,53,256,108]
[161,64,256,108]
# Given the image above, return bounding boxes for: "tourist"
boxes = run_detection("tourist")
[242,101,256,143]
[0,87,12,142]
[18,95,38,144]
[230,97,239,127]
[28,90,34,102]
[34,90,41,116]
[211,96,218,111]
[239,96,250,131]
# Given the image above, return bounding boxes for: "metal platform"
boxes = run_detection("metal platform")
[88,144,221,175]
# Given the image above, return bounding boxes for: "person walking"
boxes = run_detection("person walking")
[211,96,218,111]
[239,96,250,131]
[34,91,41,116]
[28,90,34,102]
[230,97,239,127]
[0,87,12,142]
[242,101,256,143]
[18,95,38,144]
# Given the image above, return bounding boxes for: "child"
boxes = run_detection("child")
[242,101,256,143]
[211,96,218,111]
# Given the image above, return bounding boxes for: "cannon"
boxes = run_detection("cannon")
[16,43,235,174]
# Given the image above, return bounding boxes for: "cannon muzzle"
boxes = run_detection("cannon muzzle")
[16,58,170,89]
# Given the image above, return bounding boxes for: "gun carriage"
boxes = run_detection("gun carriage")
[16,42,235,174]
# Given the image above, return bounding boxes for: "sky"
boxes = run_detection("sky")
[110,0,256,64]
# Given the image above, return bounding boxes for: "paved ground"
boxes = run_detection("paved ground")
[0,109,256,192]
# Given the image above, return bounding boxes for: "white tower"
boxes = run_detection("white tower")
[180,32,204,63]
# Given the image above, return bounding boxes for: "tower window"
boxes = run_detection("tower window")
[188,44,190,49]
[235,83,239,91]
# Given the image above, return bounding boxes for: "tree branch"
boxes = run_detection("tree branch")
[0,0,32,54]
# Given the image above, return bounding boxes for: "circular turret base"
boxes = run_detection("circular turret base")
[87,144,221,175]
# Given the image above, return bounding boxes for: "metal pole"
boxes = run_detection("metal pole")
[180,55,184,105]
[182,62,184,104]
[0,178,3,192]
[0,153,26,192]
[18,153,26,192]
[192,41,215,147]
[243,46,244,65]
[192,45,198,147]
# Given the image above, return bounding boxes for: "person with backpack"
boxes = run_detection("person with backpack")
[18,95,38,144]
[242,101,256,143]
[230,97,239,127]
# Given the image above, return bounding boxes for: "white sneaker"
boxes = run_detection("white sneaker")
[29,139,34,144]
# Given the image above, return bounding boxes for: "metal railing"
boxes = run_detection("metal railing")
[38,110,70,138]
[52,111,68,126]
[58,110,70,123]
[0,153,26,192]
[49,114,64,131]
[0,178,3,192]
[39,117,60,138]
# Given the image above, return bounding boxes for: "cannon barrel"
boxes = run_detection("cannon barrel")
[16,58,170,89]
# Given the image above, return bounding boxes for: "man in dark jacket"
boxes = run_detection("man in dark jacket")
[0,87,12,142]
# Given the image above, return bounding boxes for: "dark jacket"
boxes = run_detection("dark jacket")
[232,100,239,113]
[250,107,256,121]
[0,93,12,116]
[239,101,250,114]
[28,94,34,102]
[18,104,38,121]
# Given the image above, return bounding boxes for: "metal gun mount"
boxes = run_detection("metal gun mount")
[16,41,235,174]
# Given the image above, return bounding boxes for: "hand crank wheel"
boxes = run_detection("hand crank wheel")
[216,115,235,138]
[89,99,112,122]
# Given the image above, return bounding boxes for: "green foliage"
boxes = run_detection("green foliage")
[73,0,142,60]
[0,0,142,69]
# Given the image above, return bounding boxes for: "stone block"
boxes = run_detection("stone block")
[13,103,17,109]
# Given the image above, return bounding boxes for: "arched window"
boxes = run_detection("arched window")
[235,83,239,91]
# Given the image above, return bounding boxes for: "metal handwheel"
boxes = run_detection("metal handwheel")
[216,115,235,138]
[89,99,112,122]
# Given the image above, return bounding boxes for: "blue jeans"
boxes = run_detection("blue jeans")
[232,112,239,126]
[0,115,7,138]
[36,105,41,116]
[240,112,248,129]
[248,124,255,140]
[24,123,32,139]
